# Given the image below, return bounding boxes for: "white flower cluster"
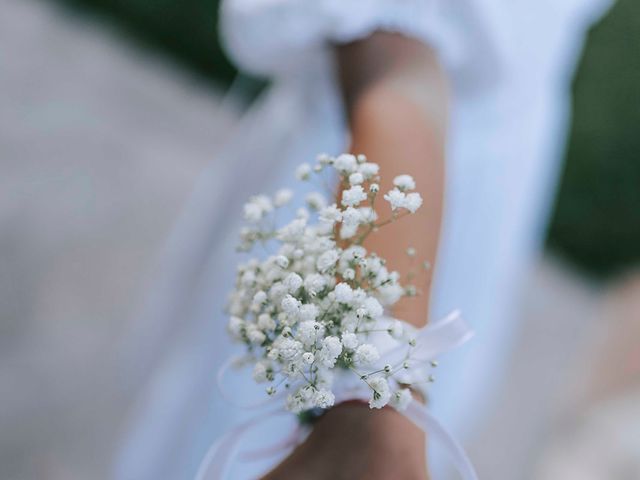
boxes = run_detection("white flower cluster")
[228,153,425,414]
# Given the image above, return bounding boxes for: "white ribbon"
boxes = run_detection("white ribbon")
[196,312,479,480]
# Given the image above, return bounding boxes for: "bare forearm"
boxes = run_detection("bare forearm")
[336,32,448,327]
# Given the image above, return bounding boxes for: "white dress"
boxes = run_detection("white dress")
[115,1,611,478]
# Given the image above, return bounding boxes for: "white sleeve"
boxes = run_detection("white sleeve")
[219,0,463,78]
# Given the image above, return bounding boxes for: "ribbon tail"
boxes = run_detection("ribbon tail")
[383,310,474,364]
[194,407,293,480]
[413,310,475,360]
[402,400,479,480]
[195,423,248,480]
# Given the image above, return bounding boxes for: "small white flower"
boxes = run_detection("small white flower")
[359,162,380,179]
[268,282,287,302]
[244,195,273,223]
[354,344,380,365]
[299,303,319,322]
[352,288,367,305]
[299,256,317,273]
[253,290,267,305]
[299,385,316,401]
[316,249,339,272]
[227,316,244,339]
[363,297,383,318]
[284,272,303,293]
[341,207,362,227]
[317,220,335,235]
[324,336,343,356]
[267,348,279,360]
[348,172,364,185]
[317,153,332,165]
[340,223,359,239]
[257,313,276,331]
[282,312,298,330]
[334,153,357,174]
[311,236,337,253]
[341,312,359,333]
[390,388,412,410]
[341,332,359,350]
[393,174,416,191]
[339,245,365,267]
[277,218,306,242]
[377,283,404,306]
[286,393,305,413]
[369,377,391,409]
[252,361,271,382]
[334,283,354,304]
[296,163,312,180]
[284,359,305,378]
[342,268,356,280]
[342,185,367,207]
[384,188,406,211]
[306,192,327,210]
[297,320,323,346]
[243,202,264,223]
[314,389,336,408]
[228,301,244,317]
[404,192,423,213]
[319,204,342,224]
[279,315,294,328]
[318,336,342,367]
[358,207,378,223]
[278,337,303,360]
[363,256,383,277]
[369,183,379,193]
[302,352,315,364]
[253,195,272,211]
[304,273,327,294]
[281,294,301,314]
[388,319,404,339]
[274,188,293,207]
[246,325,266,345]
[241,271,255,287]
[274,255,289,269]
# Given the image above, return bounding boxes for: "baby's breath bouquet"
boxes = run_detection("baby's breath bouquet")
[227,153,430,414]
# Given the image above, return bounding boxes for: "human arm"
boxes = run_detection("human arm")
[262,32,449,480]
[337,31,449,328]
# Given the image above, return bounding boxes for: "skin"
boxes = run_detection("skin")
[263,32,448,480]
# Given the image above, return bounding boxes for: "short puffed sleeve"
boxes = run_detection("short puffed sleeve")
[219,0,503,86]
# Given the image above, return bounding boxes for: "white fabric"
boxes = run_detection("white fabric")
[114,1,612,479]
[221,0,507,93]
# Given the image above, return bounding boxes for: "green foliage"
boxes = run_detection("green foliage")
[547,0,640,277]
[52,0,236,84]
[48,0,640,277]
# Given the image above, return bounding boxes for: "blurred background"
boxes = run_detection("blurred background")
[1,0,639,478]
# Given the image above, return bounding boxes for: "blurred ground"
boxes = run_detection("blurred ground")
[1,1,638,479]
[1,0,236,478]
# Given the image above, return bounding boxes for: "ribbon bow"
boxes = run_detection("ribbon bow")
[196,311,478,479]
